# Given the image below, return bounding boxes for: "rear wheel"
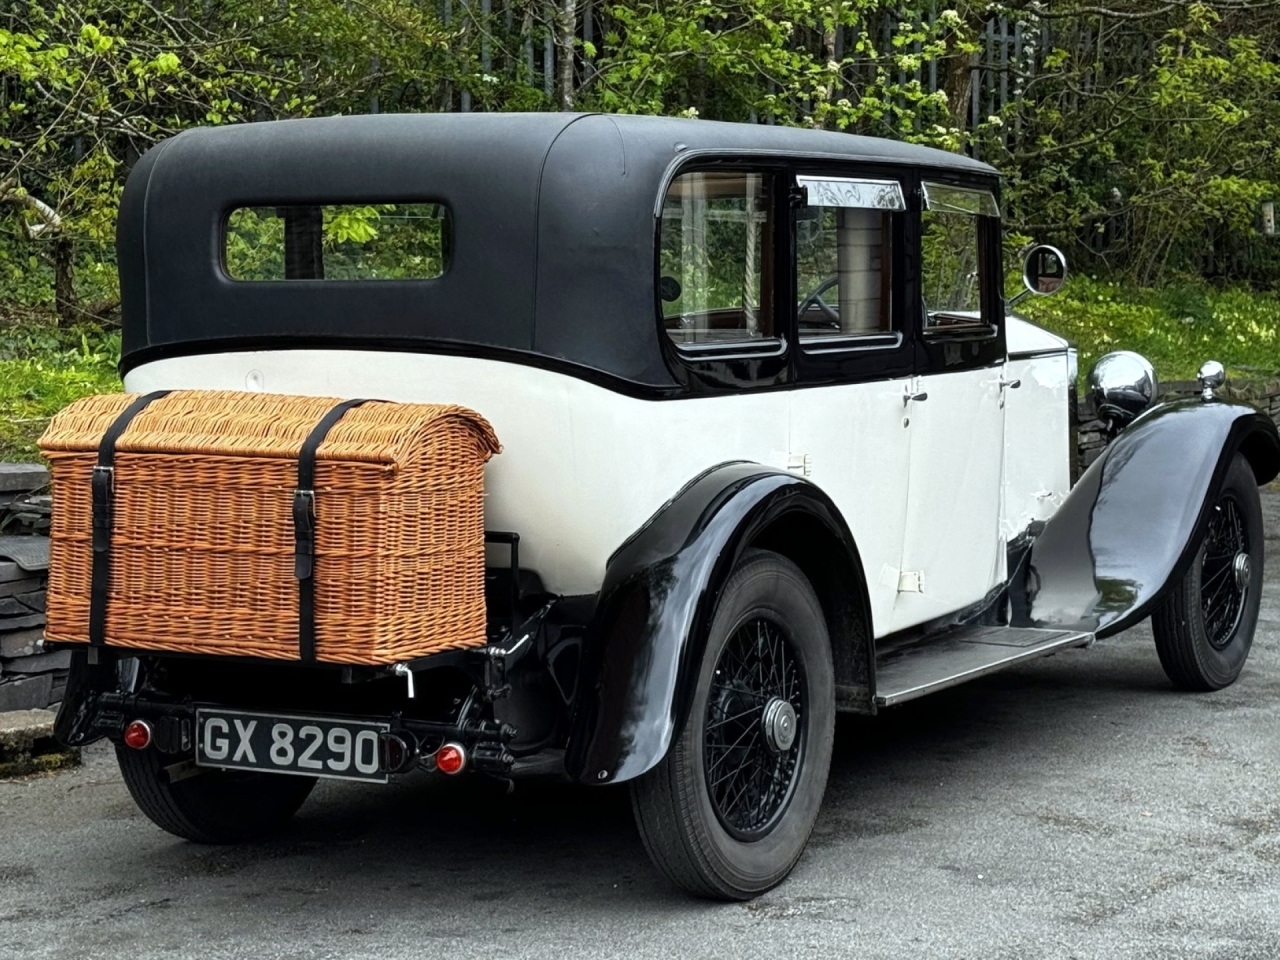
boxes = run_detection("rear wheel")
[117,744,316,843]
[1152,453,1264,691]
[631,549,835,900]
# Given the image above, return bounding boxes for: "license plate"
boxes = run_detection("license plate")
[195,709,390,783]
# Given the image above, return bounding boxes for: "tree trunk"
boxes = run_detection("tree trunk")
[557,0,576,110]
[53,238,76,327]
[942,48,975,135]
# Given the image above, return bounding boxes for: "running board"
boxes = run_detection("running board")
[874,625,1094,707]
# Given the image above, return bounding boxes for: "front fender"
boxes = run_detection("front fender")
[1021,399,1279,638]
[564,462,864,785]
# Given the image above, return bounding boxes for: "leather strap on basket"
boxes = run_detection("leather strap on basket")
[90,391,172,647]
[293,399,371,663]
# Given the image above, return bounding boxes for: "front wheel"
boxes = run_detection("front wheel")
[1152,452,1264,691]
[117,744,316,843]
[631,549,835,900]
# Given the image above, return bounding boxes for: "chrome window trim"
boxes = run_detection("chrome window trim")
[795,177,906,211]
[799,331,903,354]
[921,322,999,343]
[672,337,789,362]
[921,182,1000,218]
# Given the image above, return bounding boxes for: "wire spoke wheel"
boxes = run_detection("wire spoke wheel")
[1199,494,1249,650]
[632,550,834,899]
[703,616,806,841]
[1153,453,1263,693]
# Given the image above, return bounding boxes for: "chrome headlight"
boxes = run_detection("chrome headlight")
[1086,350,1158,429]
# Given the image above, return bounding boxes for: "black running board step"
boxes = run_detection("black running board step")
[874,625,1094,707]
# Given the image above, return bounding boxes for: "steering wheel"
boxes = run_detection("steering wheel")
[798,275,840,329]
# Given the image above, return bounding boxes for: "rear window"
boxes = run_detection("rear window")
[224,203,450,281]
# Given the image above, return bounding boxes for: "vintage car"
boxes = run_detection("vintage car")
[51,113,1279,901]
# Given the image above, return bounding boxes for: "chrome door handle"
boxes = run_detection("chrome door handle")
[903,389,928,406]
[999,377,1022,390]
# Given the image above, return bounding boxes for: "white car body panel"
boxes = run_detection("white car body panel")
[1002,351,1074,541]
[1005,315,1070,355]
[126,350,788,602]
[892,366,1007,631]
[789,376,913,636]
[127,331,1074,639]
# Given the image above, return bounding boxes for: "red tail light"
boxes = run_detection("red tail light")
[123,720,152,750]
[435,743,466,775]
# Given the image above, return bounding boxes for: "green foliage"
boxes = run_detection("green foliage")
[0,321,121,460]
[2,0,1279,326]
[1,1,315,243]
[995,2,1280,289]
[589,0,957,141]
[1020,277,1280,386]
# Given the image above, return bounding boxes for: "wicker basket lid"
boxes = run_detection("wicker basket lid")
[39,390,500,467]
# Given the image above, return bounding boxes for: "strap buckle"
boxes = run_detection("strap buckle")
[292,489,316,580]
[91,466,115,554]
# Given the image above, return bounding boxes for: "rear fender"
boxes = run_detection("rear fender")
[564,462,870,785]
[1019,399,1279,638]
[54,649,125,747]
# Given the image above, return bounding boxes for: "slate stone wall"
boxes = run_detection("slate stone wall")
[0,464,64,712]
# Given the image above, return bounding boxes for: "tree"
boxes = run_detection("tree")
[0,1,320,323]
[2,0,1279,320]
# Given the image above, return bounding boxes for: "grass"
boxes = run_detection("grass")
[1018,277,1280,385]
[0,322,122,462]
[1,278,1277,461]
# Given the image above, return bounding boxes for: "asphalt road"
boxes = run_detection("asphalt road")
[3,487,1280,960]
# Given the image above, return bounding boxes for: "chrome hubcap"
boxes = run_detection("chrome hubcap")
[762,698,797,753]
[1234,553,1251,592]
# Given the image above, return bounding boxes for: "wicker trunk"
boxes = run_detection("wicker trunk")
[39,391,500,665]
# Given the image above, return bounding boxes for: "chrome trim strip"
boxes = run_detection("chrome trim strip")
[1007,347,1070,361]
[795,176,906,211]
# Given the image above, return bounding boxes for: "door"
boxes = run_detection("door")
[790,380,913,637]
[787,170,915,637]
[889,180,1009,633]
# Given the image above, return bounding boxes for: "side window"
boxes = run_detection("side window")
[919,182,999,328]
[794,176,903,341]
[659,171,775,347]
[224,203,450,281]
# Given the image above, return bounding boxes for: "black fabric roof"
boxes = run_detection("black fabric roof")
[118,112,998,389]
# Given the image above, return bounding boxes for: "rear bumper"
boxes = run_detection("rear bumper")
[53,650,518,777]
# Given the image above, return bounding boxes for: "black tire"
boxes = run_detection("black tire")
[116,744,316,844]
[631,549,835,900]
[1152,453,1264,691]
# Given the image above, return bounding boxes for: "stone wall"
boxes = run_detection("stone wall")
[1077,379,1280,473]
[0,464,65,712]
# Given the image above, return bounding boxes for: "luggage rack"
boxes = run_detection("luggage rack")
[49,531,540,773]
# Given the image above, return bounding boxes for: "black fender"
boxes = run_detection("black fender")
[1020,399,1279,638]
[53,649,121,747]
[564,462,871,785]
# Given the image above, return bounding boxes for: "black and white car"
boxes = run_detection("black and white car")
[57,113,1279,900]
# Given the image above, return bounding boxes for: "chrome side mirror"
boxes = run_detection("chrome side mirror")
[1009,244,1067,308]
[1087,350,1158,434]
[1022,245,1067,296]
